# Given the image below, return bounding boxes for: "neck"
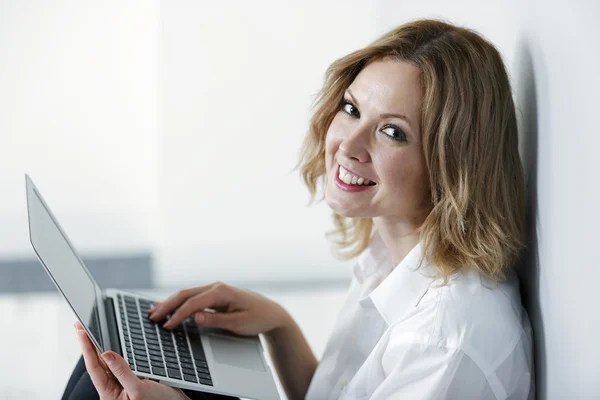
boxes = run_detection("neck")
[373,216,423,269]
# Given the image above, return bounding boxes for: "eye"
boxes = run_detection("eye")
[380,124,408,143]
[340,98,359,118]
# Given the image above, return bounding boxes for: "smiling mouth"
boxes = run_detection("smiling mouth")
[338,166,376,186]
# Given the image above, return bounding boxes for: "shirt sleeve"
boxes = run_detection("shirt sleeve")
[368,341,497,400]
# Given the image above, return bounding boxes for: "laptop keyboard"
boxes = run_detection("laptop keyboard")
[117,294,213,386]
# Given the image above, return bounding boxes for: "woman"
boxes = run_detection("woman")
[65,18,534,399]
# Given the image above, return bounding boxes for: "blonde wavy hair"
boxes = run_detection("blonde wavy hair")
[296,19,526,283]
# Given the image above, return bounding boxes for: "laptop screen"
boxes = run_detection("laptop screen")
[26,177,104,351]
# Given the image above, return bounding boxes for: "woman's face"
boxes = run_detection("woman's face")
[324,58,430,223]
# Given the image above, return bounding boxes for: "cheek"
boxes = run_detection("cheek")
[382,154,428,197]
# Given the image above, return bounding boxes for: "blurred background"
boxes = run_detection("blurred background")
[1,0,599,399]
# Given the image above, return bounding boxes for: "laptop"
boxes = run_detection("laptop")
[25,175,280,400]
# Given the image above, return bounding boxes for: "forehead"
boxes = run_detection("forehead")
[348,58,423,125]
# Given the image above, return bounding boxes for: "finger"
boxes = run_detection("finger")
[163,285,231,329]
[76,324,113,397]
[148,301,161,314]
[150,284,213,321]
[101,351,141,397]
[195,310,243,332]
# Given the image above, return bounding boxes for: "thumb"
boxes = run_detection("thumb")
[101,351,141,396]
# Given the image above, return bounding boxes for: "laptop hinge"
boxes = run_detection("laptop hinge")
[104,297,122,356]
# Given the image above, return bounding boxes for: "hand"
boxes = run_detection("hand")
[149,282,291,337]
[75,321,189,400]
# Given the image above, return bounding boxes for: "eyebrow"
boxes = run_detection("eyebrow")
[346,89,415,131]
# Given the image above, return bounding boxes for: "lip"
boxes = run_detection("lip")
[334,165,376,193]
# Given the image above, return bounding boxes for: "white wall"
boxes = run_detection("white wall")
[156,0,376,285]
[375,1,600,398]
[0,0,160,257]
[517,1,600,398]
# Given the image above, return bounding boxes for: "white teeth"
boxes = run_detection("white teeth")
[338,166,373,186]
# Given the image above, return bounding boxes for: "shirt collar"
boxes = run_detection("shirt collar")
[355,231,437,326]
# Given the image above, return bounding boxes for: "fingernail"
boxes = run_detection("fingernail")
[195,313,205,324]
[102,352,115,364]
[163,321,170,329]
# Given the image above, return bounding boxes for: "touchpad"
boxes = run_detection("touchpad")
[208,335,266,372]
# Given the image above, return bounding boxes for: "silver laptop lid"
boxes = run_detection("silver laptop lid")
[25,174,108,352]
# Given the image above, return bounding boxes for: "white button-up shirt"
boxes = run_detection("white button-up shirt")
[306,232,534,399]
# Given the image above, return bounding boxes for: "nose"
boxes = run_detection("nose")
[338,124,371,163]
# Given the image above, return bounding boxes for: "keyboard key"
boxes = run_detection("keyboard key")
[194,354,206,363]
[180,356,193,364]
[189,339,206,360]
[199,378,213,386]
[136,360,150,367]
[167,368,182,380]
[152,367,166,377]
[198,372,211,380]
[163,350,177,358]
[195,360,208,368]
[181,362,194,370]
[148,349,162,357]
[151,360,165,368]
[196,367,210,375]
[182,367,195,376]
[137,366,151,374]
[183,374,198,383]
[164,355,178,364]
[166,361,179,369]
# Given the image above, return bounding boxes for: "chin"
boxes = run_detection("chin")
[325,196,366,219]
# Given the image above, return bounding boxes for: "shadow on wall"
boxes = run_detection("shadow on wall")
[513,38,544,400]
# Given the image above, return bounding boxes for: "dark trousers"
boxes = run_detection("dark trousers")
[62,356,239,400]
